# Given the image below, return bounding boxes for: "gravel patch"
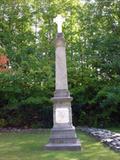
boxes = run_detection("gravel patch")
[80,127,120,152]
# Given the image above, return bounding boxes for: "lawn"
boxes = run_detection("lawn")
[0,130,120,160]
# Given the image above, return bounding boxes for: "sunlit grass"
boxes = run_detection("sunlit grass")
[0,130,120,160]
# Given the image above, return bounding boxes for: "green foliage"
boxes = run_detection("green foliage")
[0,0,120,128]
[0,118,7,127]
[96,86,120,108]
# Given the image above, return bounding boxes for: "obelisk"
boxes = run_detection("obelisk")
[45,15,81,150]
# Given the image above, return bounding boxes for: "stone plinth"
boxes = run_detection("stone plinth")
[45,96,81,150]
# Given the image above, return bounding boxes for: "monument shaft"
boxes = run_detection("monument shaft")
[55,33,68,90]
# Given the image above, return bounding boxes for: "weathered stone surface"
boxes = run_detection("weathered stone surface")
[45,143,81,151]
[55,33,68,90]
[45,126,81,150]
[55,108,69,123]
[45,31,81,150]
[45,95,81,150]
[80,127,120,152]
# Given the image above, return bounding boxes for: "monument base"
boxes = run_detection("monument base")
[45,126,81,151]
[45,143,81,151]
[45,90,81,151]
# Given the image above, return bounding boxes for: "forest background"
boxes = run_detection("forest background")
[0,0,120,128]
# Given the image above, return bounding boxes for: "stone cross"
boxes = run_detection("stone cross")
[53,15,65,33]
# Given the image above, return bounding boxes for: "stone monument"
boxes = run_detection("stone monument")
[45,15,81,150]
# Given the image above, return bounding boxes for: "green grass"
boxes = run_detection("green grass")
[0,130,120,160]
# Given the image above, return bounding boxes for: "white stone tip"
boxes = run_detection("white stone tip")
[53,15,65,33]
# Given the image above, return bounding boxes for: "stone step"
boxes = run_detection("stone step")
[49,137,78,144]
[45,142,81,150]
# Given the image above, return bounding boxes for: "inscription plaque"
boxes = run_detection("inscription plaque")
[56,108,69,123]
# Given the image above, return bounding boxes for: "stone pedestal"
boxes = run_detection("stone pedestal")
[45,33,81,150]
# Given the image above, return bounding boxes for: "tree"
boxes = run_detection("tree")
[0,0,120,128]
